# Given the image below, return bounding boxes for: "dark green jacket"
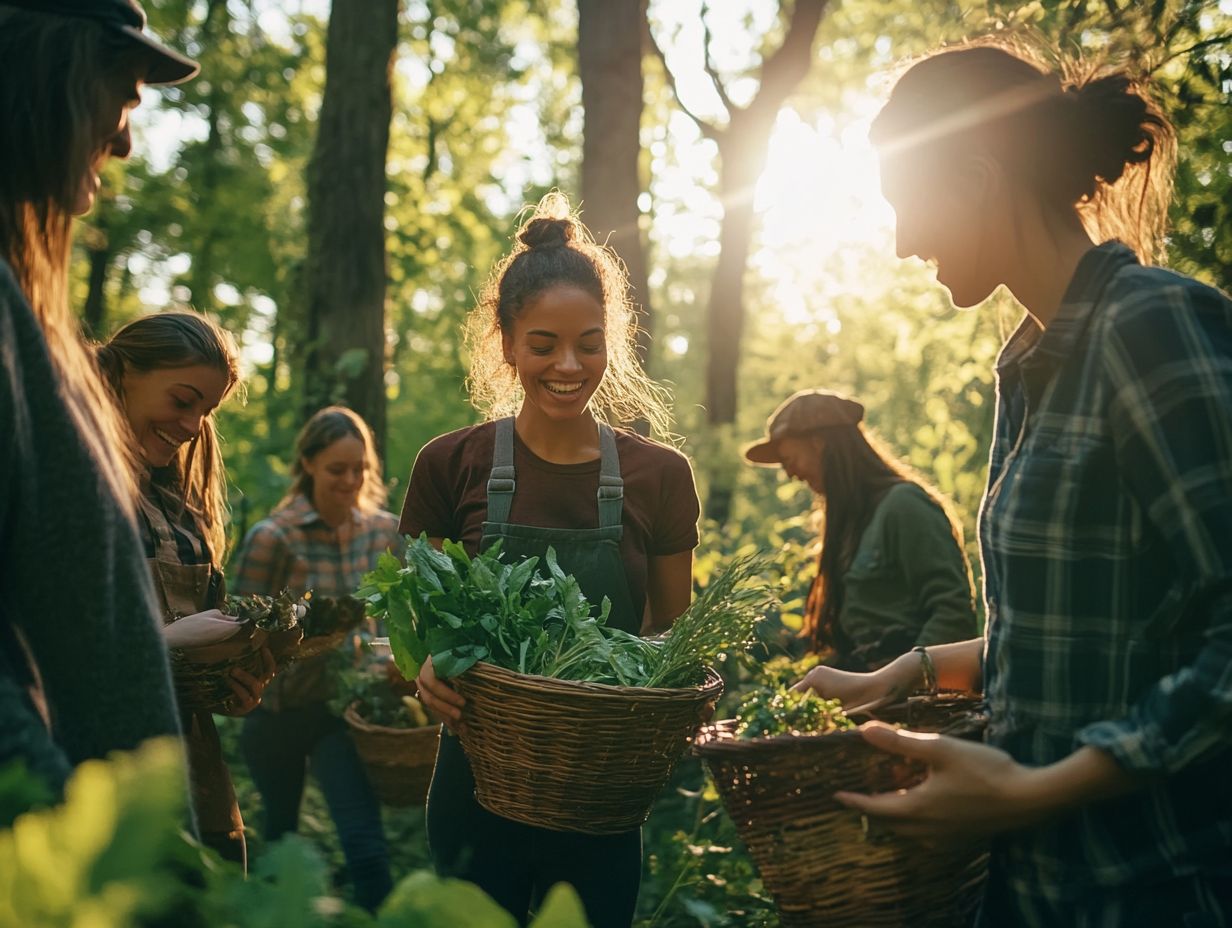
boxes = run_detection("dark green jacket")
[835,482,977,671]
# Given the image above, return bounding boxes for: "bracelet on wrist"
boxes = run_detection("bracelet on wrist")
[912,645,938,695]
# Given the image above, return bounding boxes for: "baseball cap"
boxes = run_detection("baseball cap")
[1,0,200,85]
[743,390,865,465]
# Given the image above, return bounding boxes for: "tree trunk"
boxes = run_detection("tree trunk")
[82,210,111,336]
[578,0,653,369]
[302,0,399,453]
[701,0,829,424]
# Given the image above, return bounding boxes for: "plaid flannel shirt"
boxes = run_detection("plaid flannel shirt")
[230,495,403,598]
[978,243,1232,914]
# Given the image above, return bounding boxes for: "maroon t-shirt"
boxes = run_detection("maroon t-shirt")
[399,421,701,619]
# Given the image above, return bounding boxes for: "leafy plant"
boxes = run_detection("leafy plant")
[360,536,776,689]
[734,686,855,739]
[301,594,368,639]
[226,589,301,632]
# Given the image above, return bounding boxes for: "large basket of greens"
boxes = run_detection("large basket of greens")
[361,537,773,835]
[169,591,302,713]
[339,670,440,807]
[695,689,988,927]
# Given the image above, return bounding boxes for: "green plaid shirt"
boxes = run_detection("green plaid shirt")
[979,243,1232,913]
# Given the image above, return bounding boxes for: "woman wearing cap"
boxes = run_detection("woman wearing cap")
[798,43,1232,923]
[746,389,977,671]
[0,2,198,793]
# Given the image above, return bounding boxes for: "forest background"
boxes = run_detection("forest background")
[65,0,1230,923]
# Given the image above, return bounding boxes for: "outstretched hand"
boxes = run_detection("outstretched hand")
[833,721,1052,840]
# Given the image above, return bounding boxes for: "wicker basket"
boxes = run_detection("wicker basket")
[294,627,353,661]
[344,703,440,807]
[696,693,989,928]
[448,661,723,835]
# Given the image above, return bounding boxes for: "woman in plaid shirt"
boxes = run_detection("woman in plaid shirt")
[232,406,401,911]
[797,43,1232,925]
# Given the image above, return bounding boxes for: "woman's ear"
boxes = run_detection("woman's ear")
[501,329,515,366]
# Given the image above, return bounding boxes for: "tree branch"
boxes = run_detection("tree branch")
[700,2,735,117]
[751,0,829,115]
[644,17,723,141]
[1149,33,1232,74]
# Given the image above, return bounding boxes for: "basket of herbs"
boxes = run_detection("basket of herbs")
[335,669,440,807]
[695,686,989,927]
[170,591,302,713]
[294,594,368,660]
[359,536,774,834]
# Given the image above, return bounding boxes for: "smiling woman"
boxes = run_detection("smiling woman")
[96,311,273,868]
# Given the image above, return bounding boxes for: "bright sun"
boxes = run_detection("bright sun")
[752,101,897,324]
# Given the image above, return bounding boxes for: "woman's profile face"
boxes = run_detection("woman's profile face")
[777,434,825,495]
[502,284,608,423]
[74,69,144,216]
[120,363,230,468]
[878,152,1001,309]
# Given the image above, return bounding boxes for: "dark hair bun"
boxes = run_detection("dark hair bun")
[1061,74,1160,199]
[518,216,575,250]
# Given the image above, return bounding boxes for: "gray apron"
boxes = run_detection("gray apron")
[426,417,643,927]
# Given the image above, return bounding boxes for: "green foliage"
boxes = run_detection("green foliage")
[0,742,590,928]
[734,686,854,739]
[362,536,774,688]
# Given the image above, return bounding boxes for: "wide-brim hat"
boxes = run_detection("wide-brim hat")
[1,0,200,85]
[743,389,864,466]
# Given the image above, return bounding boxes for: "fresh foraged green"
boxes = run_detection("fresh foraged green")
[735,686,855,739]
[359,536,776,689]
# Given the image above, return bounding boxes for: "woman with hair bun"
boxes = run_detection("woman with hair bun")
[796,43,1232,923]
[401,193,701,927]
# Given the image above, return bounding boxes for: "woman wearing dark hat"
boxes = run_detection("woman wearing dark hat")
[0,0,199,794]
[745,389,977,671]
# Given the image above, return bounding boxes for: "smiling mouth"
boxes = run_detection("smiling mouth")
[152,427,183,450]
[543,381,584,396]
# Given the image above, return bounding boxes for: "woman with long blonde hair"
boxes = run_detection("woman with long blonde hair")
[0,0,197,795]
[98,310,272,867]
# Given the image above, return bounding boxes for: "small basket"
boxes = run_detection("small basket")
[696,693,989,927]
[344,703,440,807]
[171,647,271,714]
[294,627,353,661]
[449,661,723,834]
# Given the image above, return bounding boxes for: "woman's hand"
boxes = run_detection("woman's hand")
[415,655,466,734]
[831,722,1140,841]
[793,650,922,713]
[219,646,276,717]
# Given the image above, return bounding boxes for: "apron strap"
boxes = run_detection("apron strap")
[597,423,623,529]
[486,417,517,525]
[485,417,625,528]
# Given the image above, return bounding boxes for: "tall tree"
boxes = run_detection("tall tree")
[301,0,401,452]
[650,0,828,425]
[577,0,654,367]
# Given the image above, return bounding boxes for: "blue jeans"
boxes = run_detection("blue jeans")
[240,704,392,912]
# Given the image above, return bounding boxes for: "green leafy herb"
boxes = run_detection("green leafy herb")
[358,536,776,688]
[734,686,855,739]
[225,590,300,632]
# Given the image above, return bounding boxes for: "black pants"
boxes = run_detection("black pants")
[427,733,642,928]
[240,704,392,912]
